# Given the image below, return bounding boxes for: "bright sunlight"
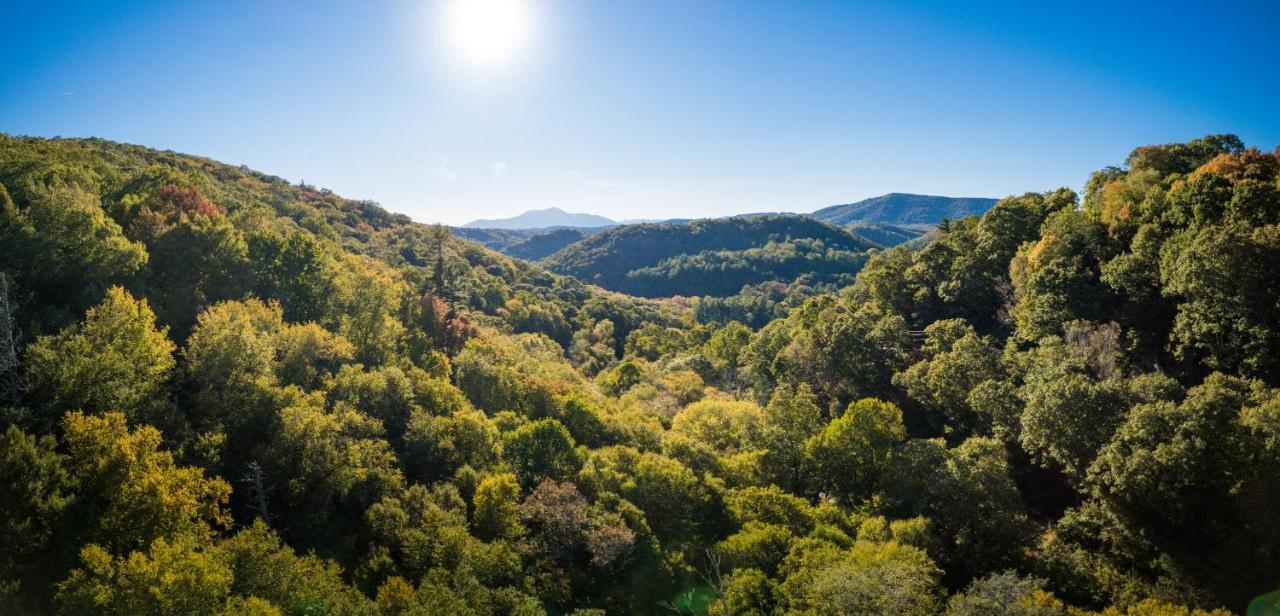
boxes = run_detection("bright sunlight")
[440,0,535,68]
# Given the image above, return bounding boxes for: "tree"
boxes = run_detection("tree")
[0,273,27,409]
[61,411,231,552]
[146,213,250,335]
[779,540,942,616]
[703,321,752,385]
[1085,374,1280,606]
[804,399,906,504]
[247,231,333,324]
[945,571,1065,616]
[893,319,1004,437]
[472,473,524,541]
[724,485,816,535]
[0,425,72,596]
[1161,221,1280,382]
[669,399,763,455]
[55,540,233,616]
[717,523,795,575]
[26,287,175,427]
[274,322,355,390]
[264,395,403,550]
[501,418,581,489]
[757,384,822,492]
[182,299,284,444]
[0,184,147,319]
[403,408,499,483]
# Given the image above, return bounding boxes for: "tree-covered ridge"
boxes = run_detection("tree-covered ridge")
[0,133,1276,616]
[811,193,998,226]
[453,226,595,261]
[542,215,878,298]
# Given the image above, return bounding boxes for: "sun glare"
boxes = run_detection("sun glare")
[440,0,534,68]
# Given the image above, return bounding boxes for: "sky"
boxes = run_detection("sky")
[1,1,1278,225]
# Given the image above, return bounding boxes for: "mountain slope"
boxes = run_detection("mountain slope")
[462,207,616,229]
[542,215,877,297]
[452,226,593,261]
[846,222,929,247]
[812,193,997,225]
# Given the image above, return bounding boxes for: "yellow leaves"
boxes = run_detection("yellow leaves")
[62,411,231,549]
[27,286,175,420]
[58,538,235,615]
[1026,234,1062,271]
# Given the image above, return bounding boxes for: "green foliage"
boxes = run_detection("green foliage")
[0,184,147,323]
[501,418,581,489]
[804,399,907,504]
[757,384,822,491]
[25,287,175,427]
[61,411,232,551]
[543,215,876,297]
[5,134,1280,615]
[472,473,524,541]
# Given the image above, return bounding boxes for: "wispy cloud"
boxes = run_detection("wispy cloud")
[552,169,634,190]
[427,157,458,182]
[489,161,508,182]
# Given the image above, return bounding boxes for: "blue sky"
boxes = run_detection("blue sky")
[2,1,1277,225]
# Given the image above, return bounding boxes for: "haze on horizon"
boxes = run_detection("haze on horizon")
[1,0,1277,226]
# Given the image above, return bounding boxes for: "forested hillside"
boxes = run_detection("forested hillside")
[1,133,1277,616]
[542,216,878,297]
[811,193,997,226]
[454,226,591,261]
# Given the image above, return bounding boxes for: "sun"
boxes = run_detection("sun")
[440,0,535,68]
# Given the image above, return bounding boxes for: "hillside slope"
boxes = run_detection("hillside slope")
[812,192,997,225]
[542,215,877,297]
[453,226,593,261]
[2,133,1277,615]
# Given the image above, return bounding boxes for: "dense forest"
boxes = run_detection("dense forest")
[0,133,1277,615]
[809,193,997,226]
[542,216,878,298]
[454,227,590,262]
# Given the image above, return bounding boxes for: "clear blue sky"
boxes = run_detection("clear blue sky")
[2,1,1277,225]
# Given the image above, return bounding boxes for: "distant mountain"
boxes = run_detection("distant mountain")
[811,193,997,226]
[542,215,877,297]
[462,207,616,229]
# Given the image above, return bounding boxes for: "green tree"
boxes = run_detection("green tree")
[0,185,147,320]
[146,213,250,335]
[757,383,822,492]
[61,411,231,552]
[804,399,907,504]
[501,418,581,489]
[472,472,524,541]
[892,318,1004,437]
[26,287,175,427]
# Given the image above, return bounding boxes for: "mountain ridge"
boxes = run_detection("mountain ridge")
[461,206,616,229]
[811,192,998,225]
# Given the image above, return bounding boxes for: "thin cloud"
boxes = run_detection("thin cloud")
[427,157,458,182]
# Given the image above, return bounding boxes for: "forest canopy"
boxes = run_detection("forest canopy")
[1,133,1277,615]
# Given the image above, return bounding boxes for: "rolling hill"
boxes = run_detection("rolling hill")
[541,215,878,297]
[811,193,997,226]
